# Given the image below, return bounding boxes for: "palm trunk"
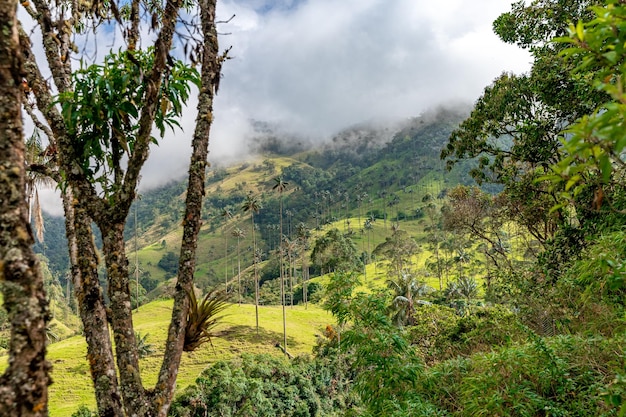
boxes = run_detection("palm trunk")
[252,214,259,333]
[237,236,241,305]
[224,232,229,291]
[279,199,287,355]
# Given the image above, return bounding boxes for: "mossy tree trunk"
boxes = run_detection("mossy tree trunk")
[0,0,51,413]
[153,1,222,413]
[15,0,223,415]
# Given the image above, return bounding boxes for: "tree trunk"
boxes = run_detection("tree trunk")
[101,222,149,415]
[152,0,220,414]
[279,199,287,355]
[237,236,241,304]
[0,0,51,412]
[252,214,259,334]
[66,193,122,417]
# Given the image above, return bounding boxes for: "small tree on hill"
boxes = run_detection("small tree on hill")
[372,228,420,282]
[311,228,362,275]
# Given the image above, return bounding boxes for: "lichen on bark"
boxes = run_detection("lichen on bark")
[0,0,51,414]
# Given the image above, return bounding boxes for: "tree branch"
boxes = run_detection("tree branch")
[153,0,221,414]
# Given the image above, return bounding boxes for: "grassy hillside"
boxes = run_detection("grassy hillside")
[0,299,331,416]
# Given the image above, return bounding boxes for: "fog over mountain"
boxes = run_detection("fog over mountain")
[150,0,530,182]
[38,0,531,214]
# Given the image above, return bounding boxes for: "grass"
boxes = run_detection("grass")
[0,299,332,416]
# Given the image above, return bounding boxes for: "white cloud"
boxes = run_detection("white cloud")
[209,0,530,137]
[37,0,531,214]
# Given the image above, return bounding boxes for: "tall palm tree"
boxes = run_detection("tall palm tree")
[283,236,298,307]
[454,249,471,280]
[364,218,373,279]
[272,175,289,356]
[232,227,245,305]
[242,193,261,333]
[356,192,363,230]
[296,222,310,309]
[285,209,293,238]
[221,207,234,291]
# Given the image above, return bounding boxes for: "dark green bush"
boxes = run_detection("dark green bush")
[158,251,179,275]
[169,353,356,417]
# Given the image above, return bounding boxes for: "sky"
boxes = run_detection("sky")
[38,0,531,214]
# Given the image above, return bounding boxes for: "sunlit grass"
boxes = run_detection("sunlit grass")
[0,299,331,416]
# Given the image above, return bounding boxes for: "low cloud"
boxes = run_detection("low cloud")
[39,0,531,215]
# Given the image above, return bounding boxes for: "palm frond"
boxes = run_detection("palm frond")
[135,332,155,358]
[33,189,45,243]
[184,288,230,352]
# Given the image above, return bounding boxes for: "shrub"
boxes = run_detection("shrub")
[408,304,525,363]
[169,353,356,417]
[417,334,624,416]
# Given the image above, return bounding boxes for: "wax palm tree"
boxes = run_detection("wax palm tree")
[272,175,289,355]
[387,272,430,326]
[232,227,245,304]
[221,207,234,291]
[296,222,311,309]
[364,219,373,278]
[242,193,261,333]
[454,249,471,280]
[285,209,293,238]
[283,236,299,307]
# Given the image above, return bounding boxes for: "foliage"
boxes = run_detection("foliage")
[408,304,526,364]
[169,353,357,417]
[386,272,430,326]
[158,251,180,275]
[323,271,361,330]
[57,48,199,193]
[566,229,626,306]
[416,333,624,416]
[184,289,230,352]
[135,332,155,359]
[441,0,605,255]
[71,406,95,417]
[543,2,626,212]
[372,228,420,282]
[292,281,322,305]
[341,293,427,416]
[443,186,511,270]
[311,229,362,274]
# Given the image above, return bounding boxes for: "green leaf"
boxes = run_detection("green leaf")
[118,101,139,118]
[576,20,585,41]
[598,154,612,183]
[565,175,581,191]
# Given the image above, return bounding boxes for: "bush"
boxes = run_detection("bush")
[71,405,95,417]
[169,353,356,417]
[408,304,525,364]
[417,334,625,416]
[292,281,322,305]
[158,251,179,275]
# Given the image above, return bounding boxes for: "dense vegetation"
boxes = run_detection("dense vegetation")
[10,0,626,415]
